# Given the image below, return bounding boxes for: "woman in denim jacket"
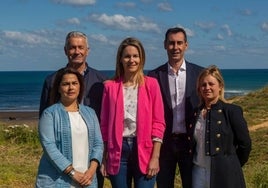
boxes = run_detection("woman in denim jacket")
[35,68,103,188]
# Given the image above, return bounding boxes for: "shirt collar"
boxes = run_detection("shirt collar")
[168,59,186,75]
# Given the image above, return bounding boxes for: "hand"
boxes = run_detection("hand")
[79,167,96,186]
[71,170,85,185]
[146,157,159,179]
[100,161,108,177]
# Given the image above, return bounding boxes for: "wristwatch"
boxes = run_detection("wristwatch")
[68,169,75,177]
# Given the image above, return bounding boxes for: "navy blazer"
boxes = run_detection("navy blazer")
[147,61,203,150]
[190,100,251,188]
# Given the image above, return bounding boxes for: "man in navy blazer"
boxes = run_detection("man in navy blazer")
[148,27,203,188]
[39,31,107,188]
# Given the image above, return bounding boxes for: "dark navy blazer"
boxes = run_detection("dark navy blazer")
[147,61,203,153]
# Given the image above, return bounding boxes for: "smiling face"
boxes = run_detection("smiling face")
[199,74,223,106]
[164,32,188,66]
[58,73,80,104]
[64,36,89,66]
[120,45,140,76]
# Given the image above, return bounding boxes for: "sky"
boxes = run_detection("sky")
[0,0,268,71]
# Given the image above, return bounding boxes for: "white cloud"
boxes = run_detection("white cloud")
[157,3,172,12]
[239,9,253,16]
[195,21,215,33]
[67,18,81,25]
[221,24,232,36]
[216,33,224,40]
[89,14,160,33]
[174,24,195,37]
[90,34,118,46]
[261,22,268,32]
[3,31,51,46]
[51,0,95,6]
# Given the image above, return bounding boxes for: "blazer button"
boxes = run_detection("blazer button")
[218,109,222,113]
[216,147,220,152]
[189,124,192,128]
[217,121,222,125]
[216,134,221,138]
[188,136,191,141]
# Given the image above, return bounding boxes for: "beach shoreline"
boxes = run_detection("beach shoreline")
[0,111,39,127]
[1,110,268,131]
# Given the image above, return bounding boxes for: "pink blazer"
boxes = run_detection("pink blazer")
[100,76,166,175]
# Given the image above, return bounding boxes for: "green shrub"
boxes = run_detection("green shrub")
[0,124,39,145]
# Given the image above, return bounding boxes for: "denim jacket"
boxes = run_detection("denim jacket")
[35,103,103,188]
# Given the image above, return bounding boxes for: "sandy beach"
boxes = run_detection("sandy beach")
[0,111,39,127]
[1,110,267,131]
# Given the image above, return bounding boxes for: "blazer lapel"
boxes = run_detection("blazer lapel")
[159,64,172,109]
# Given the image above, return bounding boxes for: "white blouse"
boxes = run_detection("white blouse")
[123,85,138,137]
[193,112,211,169]
[68,112,89,173]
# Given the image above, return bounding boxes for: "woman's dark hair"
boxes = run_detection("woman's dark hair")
[49,67,84,105]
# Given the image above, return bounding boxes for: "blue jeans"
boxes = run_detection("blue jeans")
[192,164,210,188]
[109,137,156,188]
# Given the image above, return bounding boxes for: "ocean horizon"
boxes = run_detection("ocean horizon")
[0,69,268,112]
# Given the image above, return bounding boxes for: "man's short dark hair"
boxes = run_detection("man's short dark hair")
[165,27,187,43]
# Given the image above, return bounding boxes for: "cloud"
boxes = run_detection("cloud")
[173,24,195,38]
[90,34,117,45]
[221,24,232,36]
[261,22,268,32]
[216,33,224,40]
[89,13,160,33]
[1,31,52,47]
[239,9,253,16]
[67,17,81,25]
[51,0,95,6]
[157,3,172,12]
[195,21,215,33]
[55,17,84,28]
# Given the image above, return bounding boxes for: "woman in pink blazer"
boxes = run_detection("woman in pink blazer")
[100,37,166,188]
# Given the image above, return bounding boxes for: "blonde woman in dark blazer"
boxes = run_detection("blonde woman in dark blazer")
[190,65,251,188]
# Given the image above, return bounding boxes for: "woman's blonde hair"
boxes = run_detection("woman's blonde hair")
[114,37,145,86]
[197,65,227,104]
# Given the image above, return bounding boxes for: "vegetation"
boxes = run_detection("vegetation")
[0,86,268,187]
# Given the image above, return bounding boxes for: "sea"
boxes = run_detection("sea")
[0,69,268,112]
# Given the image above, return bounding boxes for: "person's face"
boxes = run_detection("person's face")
[121,45,140,76]
[65,37,89,65]
[199,75,222,105]
[164,32,188,63]
[58,73,80,104]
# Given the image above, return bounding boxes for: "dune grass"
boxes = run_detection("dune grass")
[0,86,268,187]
